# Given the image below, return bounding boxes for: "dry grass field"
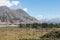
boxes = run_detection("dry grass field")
[0,27,59,40]
[0,27,47,40]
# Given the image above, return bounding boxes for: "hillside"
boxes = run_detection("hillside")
[0,6,39,24]
[42,18,60,23]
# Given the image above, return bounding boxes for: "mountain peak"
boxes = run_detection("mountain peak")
[0,6,9,9]
[0,6,39,24]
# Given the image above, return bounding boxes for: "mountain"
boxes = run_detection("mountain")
[40,19,49,23]
[0,6,39,24]
[43,18,60,23]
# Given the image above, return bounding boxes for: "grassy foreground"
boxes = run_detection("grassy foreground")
[0,27,47,40]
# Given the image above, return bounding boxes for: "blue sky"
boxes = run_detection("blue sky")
[15,0,60,20]
[0,0,60,20]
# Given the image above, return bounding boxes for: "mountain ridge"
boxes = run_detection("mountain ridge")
[41,18,60,23]
[0,6,39,24]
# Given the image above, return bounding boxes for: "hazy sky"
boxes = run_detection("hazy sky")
[0,0,60,20]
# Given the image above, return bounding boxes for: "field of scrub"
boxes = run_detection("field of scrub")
[0,27,48,40]
[0,27,60,40]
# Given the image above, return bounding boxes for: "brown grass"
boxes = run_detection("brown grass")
[0,27,47,40]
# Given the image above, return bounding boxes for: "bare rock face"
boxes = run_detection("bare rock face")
[0,6,39,24]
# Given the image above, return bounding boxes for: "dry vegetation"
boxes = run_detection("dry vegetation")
[40,28,60,40]
[0,27,59,40]
[0,27,47,40]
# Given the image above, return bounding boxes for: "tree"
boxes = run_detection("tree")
[42,23,48,28]
[19,24,25,28]
[48,23,54,28]
[32,23,39,28]
[26,24,31,28]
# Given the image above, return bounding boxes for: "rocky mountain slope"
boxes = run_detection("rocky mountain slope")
[0,6,39,24]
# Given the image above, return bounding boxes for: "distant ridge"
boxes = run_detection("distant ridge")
[44,18,60,23]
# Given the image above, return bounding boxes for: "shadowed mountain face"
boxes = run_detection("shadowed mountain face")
[0,6,38,24]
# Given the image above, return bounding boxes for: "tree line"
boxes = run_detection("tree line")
[19,23,60,28]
